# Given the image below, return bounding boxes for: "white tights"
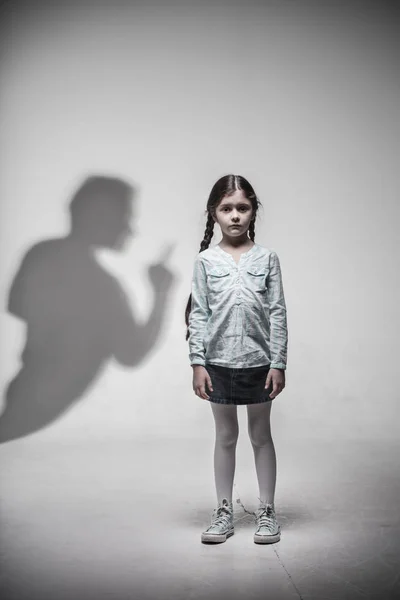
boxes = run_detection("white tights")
[211,402,276,505]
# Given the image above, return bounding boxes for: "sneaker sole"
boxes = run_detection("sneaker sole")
[201,528,234,544]
[254,531,281,544]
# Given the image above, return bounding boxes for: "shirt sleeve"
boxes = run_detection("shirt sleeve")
[267,251,288,370]
[188,256,211,366]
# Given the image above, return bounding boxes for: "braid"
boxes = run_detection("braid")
[200,212,215,252]
[185,212,215,340]
[248,218,256,242]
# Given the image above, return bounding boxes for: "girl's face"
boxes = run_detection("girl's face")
[213,190,254,238]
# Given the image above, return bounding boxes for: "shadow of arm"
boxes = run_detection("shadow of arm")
[7,246,42,321]
[111,283,172,367]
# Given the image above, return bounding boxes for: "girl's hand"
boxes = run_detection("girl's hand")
[192,365,213,399]
[265,368,285,399]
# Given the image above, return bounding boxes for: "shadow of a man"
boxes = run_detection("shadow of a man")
[0,175,175,444]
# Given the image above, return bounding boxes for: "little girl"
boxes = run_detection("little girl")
[185,174,288,545]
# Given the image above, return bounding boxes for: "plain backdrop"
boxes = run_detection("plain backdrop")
[0,0,399,446]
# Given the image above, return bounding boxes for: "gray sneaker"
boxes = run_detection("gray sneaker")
[201,498,234,543]
[254,502,281,544]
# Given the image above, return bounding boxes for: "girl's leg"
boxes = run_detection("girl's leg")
[246,402,276,504]
[210,403,239,503]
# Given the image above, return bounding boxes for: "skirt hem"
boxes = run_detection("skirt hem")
[207,396,273,405]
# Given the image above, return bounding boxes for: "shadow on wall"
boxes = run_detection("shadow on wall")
[0,175,175,444]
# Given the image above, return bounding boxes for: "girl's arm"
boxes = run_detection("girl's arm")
[267,251,288,370]
[188,256,211,366]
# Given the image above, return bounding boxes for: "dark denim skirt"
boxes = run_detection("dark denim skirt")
[204,362,273,405]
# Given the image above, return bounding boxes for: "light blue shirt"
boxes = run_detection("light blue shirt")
[188,243,288,369]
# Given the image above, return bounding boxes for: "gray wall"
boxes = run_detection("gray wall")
[0,0,399,443]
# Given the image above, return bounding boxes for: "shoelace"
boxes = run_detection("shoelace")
[256,505,276,530]
[209,505,232,529]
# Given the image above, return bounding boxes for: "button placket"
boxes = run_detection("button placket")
[236,264,241,300]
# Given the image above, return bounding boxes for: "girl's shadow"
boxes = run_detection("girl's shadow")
[0,175,175,444]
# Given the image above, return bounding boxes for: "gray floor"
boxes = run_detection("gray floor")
[0,436,399,600]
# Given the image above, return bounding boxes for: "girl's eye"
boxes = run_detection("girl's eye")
[220,206,250,212]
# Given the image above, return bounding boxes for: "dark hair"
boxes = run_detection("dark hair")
[185,174,261,340]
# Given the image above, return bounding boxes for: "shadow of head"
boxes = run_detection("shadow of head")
[69,175,136,250]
